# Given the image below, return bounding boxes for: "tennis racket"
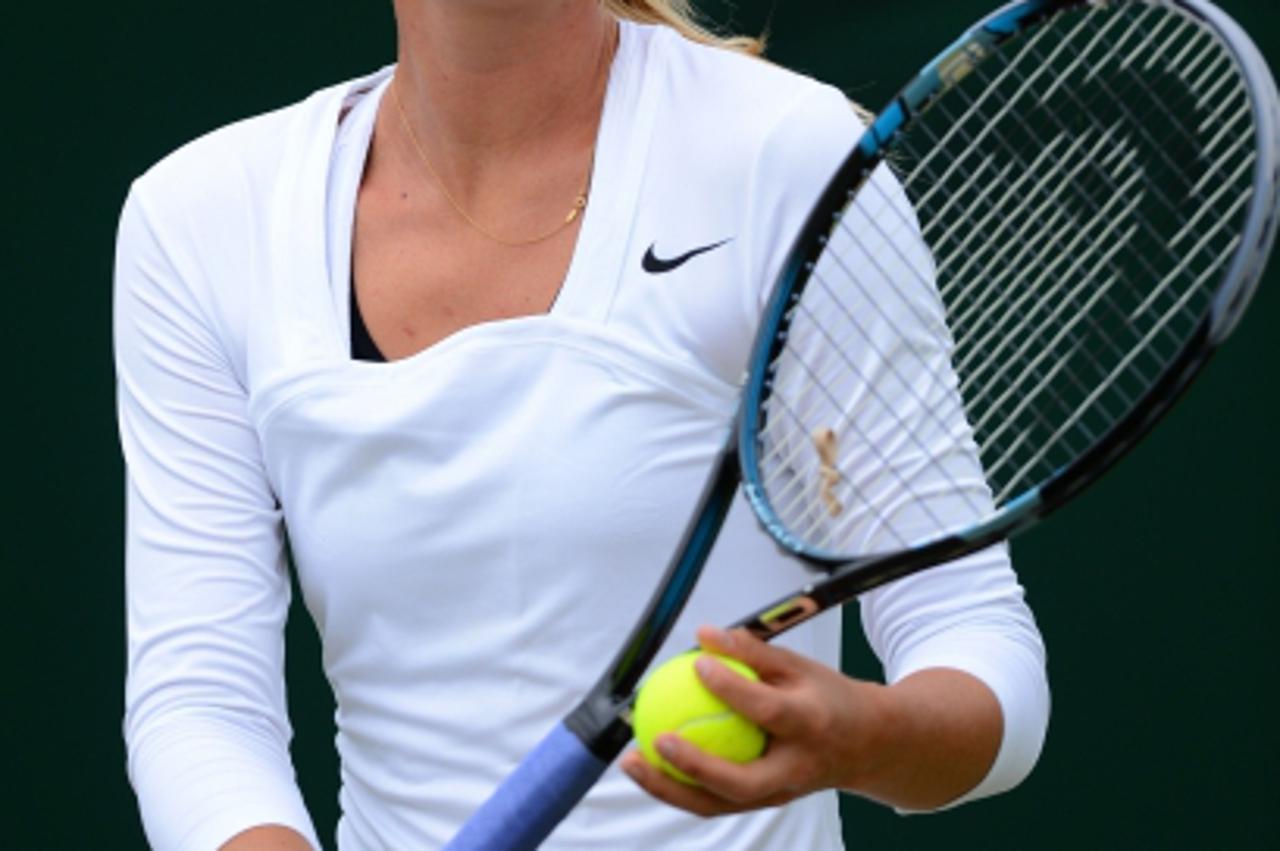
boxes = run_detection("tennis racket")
[448,1,1280,847]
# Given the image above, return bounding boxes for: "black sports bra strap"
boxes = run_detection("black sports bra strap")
[350,279,388,363]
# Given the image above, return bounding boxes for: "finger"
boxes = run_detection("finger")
[696,626,814,682]
[645,735,806,808]
[691,653,800,738]
[618,750,745,817]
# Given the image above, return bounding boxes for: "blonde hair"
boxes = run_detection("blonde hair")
[601,0,765,56]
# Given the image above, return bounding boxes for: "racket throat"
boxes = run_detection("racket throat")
[744,595,823,638]
[566,695,635,761]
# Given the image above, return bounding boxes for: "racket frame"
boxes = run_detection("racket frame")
[446,1,1278,846]
[736,0,1279,637]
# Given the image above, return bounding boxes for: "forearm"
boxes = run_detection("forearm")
[221,825,315,851]
[621,627,1012,818]
[842,667,1002,811]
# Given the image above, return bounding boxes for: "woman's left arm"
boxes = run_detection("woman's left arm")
[622,75,1049,817]
[621,625,1006,814]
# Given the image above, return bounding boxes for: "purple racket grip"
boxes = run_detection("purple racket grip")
[444,722,609,850]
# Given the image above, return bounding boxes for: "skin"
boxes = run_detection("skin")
[221,1,1003,847]
[222,827,313,851]
[353,0,616,360]
[619,627,1002,816]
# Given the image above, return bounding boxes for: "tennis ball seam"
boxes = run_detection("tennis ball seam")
[676,712,767,759]
[675,710,737,733]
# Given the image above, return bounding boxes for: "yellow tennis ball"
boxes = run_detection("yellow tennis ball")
[633,651,767,785]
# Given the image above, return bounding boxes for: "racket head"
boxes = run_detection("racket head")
[739,0,1280,583]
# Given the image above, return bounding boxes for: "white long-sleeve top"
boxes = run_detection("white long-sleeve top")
[116,20,1049,851]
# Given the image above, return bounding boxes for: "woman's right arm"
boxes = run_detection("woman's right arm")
[116,183,319,851]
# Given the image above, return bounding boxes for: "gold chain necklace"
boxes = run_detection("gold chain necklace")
[392,79,592,248]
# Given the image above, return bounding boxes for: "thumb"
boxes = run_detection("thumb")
[696,625,809,682]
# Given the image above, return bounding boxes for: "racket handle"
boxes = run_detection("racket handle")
[444,722,607,851]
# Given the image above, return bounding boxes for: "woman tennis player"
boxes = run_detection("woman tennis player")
[116,1,1049,848]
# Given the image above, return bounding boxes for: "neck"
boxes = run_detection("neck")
[391,1,616,159]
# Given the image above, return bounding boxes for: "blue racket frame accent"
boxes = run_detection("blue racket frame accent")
[857,1,1067,160]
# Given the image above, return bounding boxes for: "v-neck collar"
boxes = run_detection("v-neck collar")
[318,20,667,369]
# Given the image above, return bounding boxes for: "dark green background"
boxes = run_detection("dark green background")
[6,1,1276,848]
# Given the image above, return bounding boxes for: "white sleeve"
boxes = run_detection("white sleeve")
[746,83,1050,809]
[115,185,319,850]
[743,84,867,315]
[867,544,1050,812]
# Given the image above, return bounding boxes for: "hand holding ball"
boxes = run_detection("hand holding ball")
[632,651,767,785]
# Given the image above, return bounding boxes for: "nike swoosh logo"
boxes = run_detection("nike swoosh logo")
[642,238,733,274]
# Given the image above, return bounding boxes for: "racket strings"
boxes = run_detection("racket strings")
[754,2,1258,556]
[962,8,1249,450]
[924,125,1157,451]
[760,182,998,552]
[765,113,1162,539]
[896,72,1167,493]
[921,32,1208,348]
[758,232,968,549]
[1047,9,1255,264]
[916,147,1146,445]
[763,201,992,551]
[927,8,1248,315]
[916,5,1250,449]
[918,96,1231,479]
[762,339,968,553]
[860,159,1141,499]
[762,351,983,555]
[905,22,1194,419]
